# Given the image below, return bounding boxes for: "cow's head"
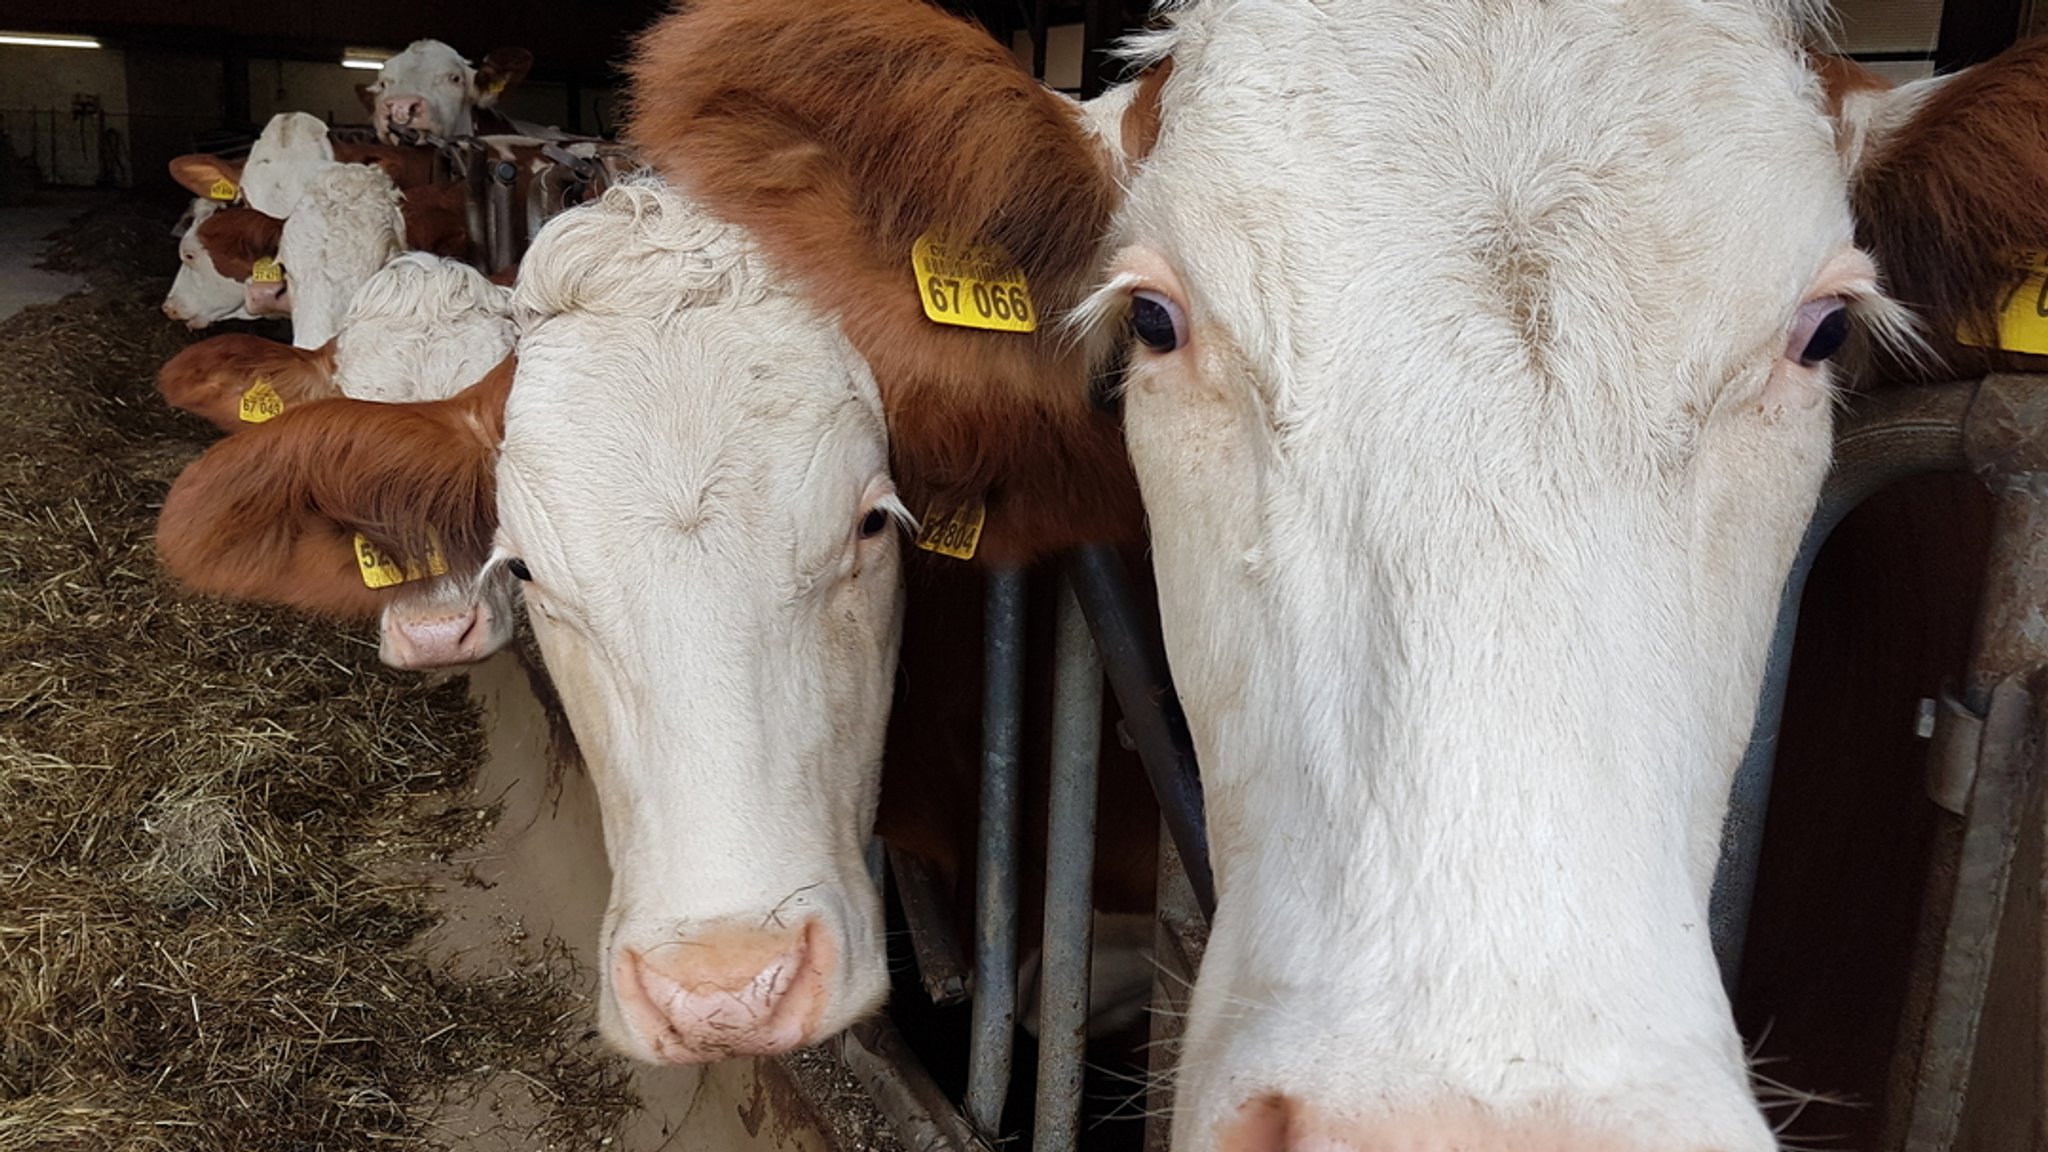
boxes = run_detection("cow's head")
[239,112,337,219]
[363,40,533,144]
[155,178,905,1064]
[163,199,256,329]
[1094,5,1913,1149]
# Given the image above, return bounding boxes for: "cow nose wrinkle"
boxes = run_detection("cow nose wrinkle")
[613,919,834,1064]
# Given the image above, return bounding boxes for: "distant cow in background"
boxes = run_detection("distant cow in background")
[361,40,548,144]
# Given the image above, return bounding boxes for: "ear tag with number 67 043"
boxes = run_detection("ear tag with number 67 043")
[911,233,1037,333]
[238,378,284,424]
[1958,250,2048,357]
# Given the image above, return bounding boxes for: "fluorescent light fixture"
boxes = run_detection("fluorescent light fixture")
[341,47,393,70]
[0,32,102,49]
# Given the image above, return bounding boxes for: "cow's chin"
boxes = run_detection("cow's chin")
[593,882,888,1065]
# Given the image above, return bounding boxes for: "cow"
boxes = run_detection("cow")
[155,177,906,1063]
[624,0,1917,1146]
[274,162,407,349]
[162,199,258,329]
[360,40,545,145]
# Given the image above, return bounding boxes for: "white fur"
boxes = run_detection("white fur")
[239,112,336,219]
[335,253,515,403]
[1089,1,1886,1147]
[277,164,406,350]
[162,198,256,328]
[496,179,901,1063]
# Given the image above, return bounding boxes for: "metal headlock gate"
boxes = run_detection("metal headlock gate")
[832,373,2048,1152]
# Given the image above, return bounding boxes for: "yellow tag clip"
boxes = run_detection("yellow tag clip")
[1959,250,2048,356]
[238,378,284,424]
[914,498,986,561]
[354,533,450,590]
[911,233,1037,333]
[250,257,284,284]
[207,177,239,202]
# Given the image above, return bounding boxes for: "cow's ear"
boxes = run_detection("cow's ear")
[169,153,243,200]
[474,48,533,106]
[156,357,514,619]
[1834,40,2048,358]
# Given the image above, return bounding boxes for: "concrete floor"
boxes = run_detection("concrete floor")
[0,193,108,322]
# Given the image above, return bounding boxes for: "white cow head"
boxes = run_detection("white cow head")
[240,112,337,219]
[1084,4,1905,1150]
[493,180,903,1064]
[363,39,533,144]
[163,199,257,329]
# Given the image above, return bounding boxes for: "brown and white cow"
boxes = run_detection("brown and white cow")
[624,0,1919,1147]
[162,199,259,329]
[157,178,907,1063]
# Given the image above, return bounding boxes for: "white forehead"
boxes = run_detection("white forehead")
[1121,0,1850,431]
[377,40,469,87]
[497,182,887,593]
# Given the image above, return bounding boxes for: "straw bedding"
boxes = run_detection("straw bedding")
[0,199,631,1150]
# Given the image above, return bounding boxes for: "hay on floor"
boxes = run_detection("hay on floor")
[0,199,632,1151]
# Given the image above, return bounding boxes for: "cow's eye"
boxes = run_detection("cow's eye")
[506,557,532,581]
[859,507,890,539]
[1790,299,1852,366]
[1130,290,1185,354]
[447,72,463,86]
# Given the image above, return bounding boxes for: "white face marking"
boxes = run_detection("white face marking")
[1098,2,1880,1147]
[494,184,902,1063]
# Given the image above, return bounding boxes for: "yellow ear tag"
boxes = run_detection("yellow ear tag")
[250,257,284,284]
[354,533,450,590]
[910,233,1037,333]
[914,498,986,561]
[1958,250,2048,356]
[207,178,239,202]
[238,378,284,424]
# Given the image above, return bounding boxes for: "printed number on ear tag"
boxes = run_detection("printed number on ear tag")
[208,178,238,202]
[1959,250,2048,356]
[238,379,284,424]
[250,257,284,284]
[354,533,450,590]
[911,233,1037,333]
[914,498,986,561]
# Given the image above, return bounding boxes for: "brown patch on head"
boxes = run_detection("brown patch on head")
[625,0,1140,563]
[1851,39,2048,375]
[158,335,341,433]
[1121,59,1174,164]
[195,206,284,281]
[156,357,515,618]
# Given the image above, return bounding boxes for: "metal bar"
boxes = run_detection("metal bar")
[1034,580,1103,1152]
[838,1017,996,1152]
[887,844,971,1006]
[1066,545,1216,917]
[1711,381,1974,987]
[486,155,518,275]
[965,568,1025,1140]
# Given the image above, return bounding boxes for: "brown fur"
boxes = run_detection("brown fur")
[195,207,284,281]
[1121,60,1173,163]
[399,181,475,260]
[333,141,441,190]
[1850,38,2048,373]
[475,48,534,102]
[169,153,241,199]
[156,358,514,618]
[157,335,341,433]
[1812,52,1889,121]
[626,0,1142,565]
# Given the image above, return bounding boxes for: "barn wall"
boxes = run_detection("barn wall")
[0,45,131,187]
[124,49,222,190]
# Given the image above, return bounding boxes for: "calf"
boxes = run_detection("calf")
[276,163,407,349]
[163,199,258,329]
[157,178,906,1063]
[157,336,339,432]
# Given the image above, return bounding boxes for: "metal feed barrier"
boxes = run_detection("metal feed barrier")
[840,374,2048,1152]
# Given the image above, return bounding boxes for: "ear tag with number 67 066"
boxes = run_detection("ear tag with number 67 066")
[911,233,1037,334]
